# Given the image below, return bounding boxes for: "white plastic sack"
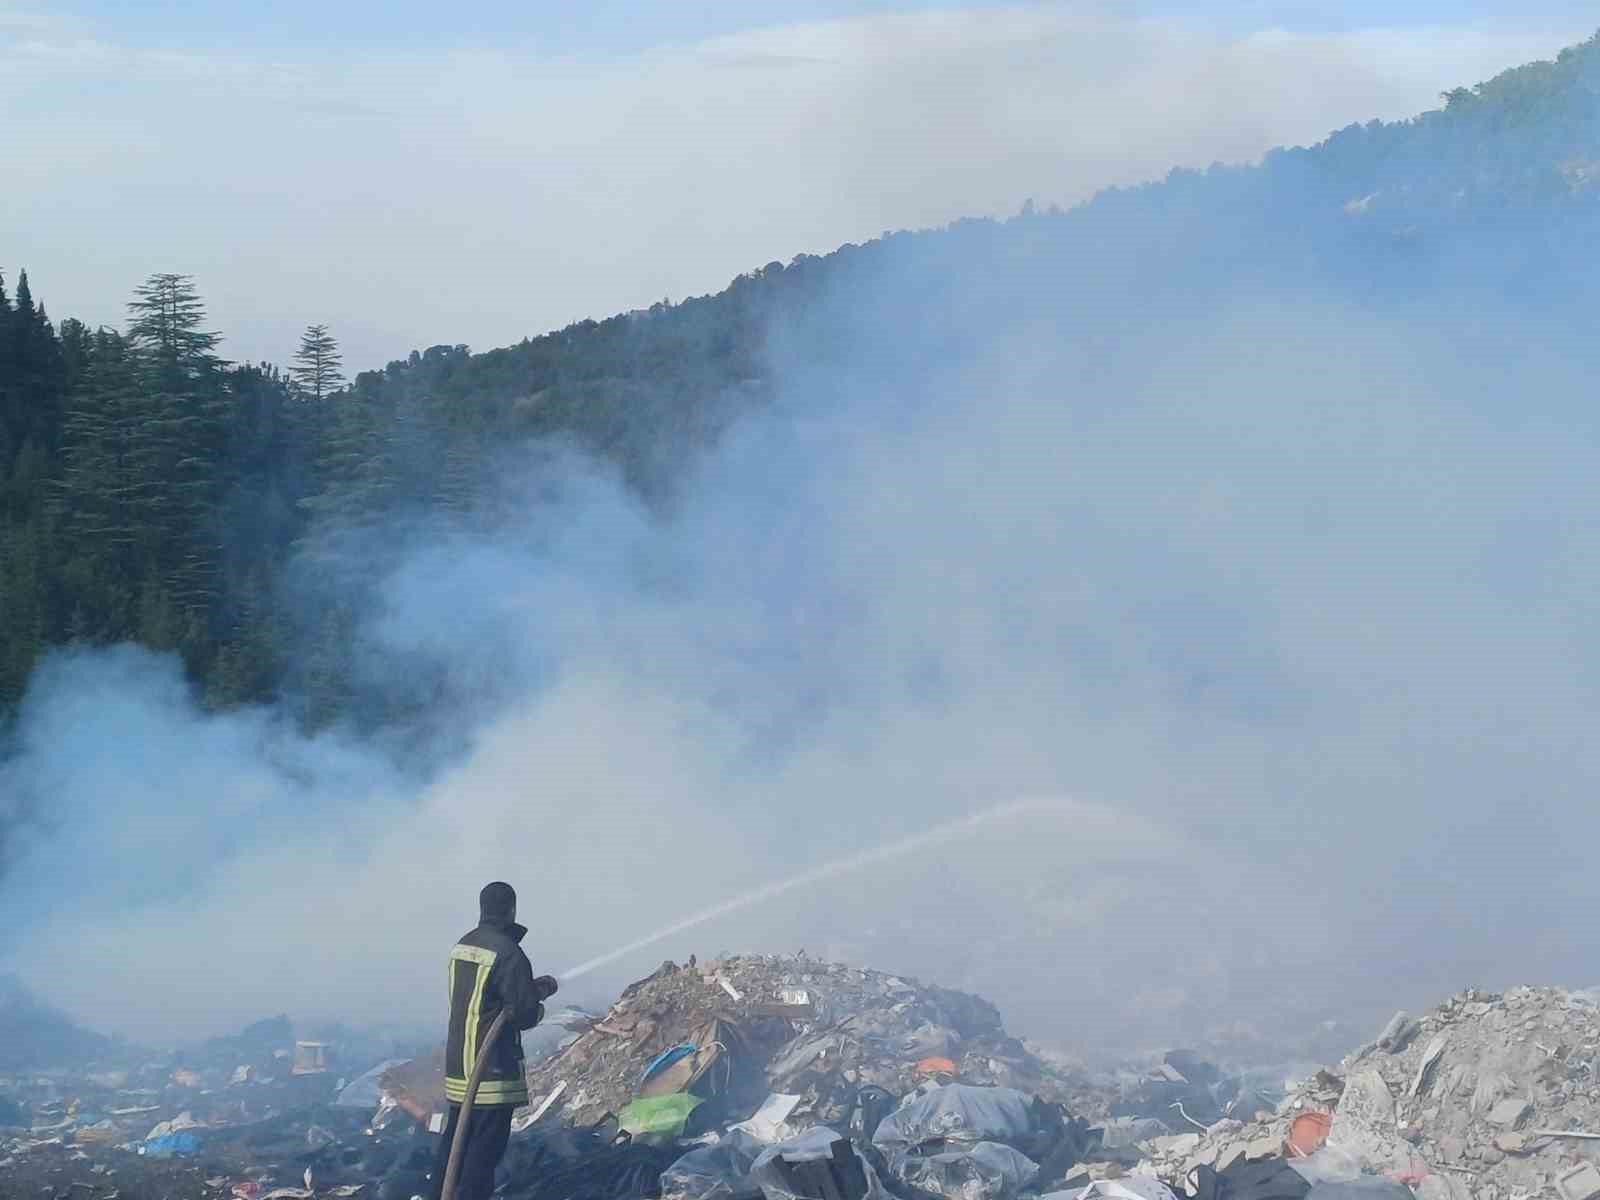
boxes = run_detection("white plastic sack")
[873,1086,1035,1154]
[891,1141,1038,1200]
[731,1094,804,1144]
[1044,1176,1179,1200]
[334,1060,409,1108]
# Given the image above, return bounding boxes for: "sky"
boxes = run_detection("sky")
[2,2,1588,373]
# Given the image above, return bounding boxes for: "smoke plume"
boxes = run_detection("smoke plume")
[6,109,1600,1061]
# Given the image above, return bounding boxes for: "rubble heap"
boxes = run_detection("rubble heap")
[18,961,1600,1200]
[524,955,1096,1132]
[1129,986,1600,1200]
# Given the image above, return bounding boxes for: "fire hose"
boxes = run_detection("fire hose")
[439,1007,511,1200]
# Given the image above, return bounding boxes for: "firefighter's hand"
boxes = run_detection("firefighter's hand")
[534,974,559,1000]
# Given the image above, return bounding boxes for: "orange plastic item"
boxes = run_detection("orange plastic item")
[916,1056,958,1076]
[1286,1111,1332,1157]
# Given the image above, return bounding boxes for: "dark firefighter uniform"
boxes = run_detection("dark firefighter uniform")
[430,882,557,1200]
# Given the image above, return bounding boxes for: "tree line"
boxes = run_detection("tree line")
[0,273,334,716]
[0,268,777,726]
[4,30,1597,726]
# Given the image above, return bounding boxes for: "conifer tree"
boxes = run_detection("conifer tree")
[124,273,229,615]
[292,324,344,401]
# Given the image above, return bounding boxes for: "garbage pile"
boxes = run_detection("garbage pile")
[1108,1052,1283,1132]
[1116,986,1600,1200]
[475,956,1144,1200]
[521,955,1100,1137]
[0,1012,439,1200]
[9,965,1598,1200]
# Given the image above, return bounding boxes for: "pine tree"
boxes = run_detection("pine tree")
[290,324,344,508]
[56,328,144,640]
[292,324,344,401]
[0,270,13,476]
[124,273,229,617]
[1,270,67,499]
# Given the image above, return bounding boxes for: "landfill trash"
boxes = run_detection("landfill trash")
[1153,985,1600,1200]
[378,1053,447,1124]
[1303,1183,1414,1200]
[293,1041,330,1075]
[74,1118,123,1144]
[890,1140,1039,1200]
[22,958,1600,1200]
[146,1110,206,1140]
[1048,1177,1180,1200]
[1375,1015,1421,1056]
[869,1082,1101,1198]
[1188,1156,1311,1200]
[872,1084,1037,1154]
[620,1093,708,1141]
[731,1094,805,1144]
[1113,1053,1282,1134]
[141,1130,202,1158]
[496,1121,686,1200]
[335,1059,409,1109]
[532,1080,570,1121]
[751,1126,884,1200]
[851,1087,897,1144]
[1284,1113,1330,1158]
[662,1129,769,1200]
[525,956,1088,1132]
[306,1122,338,1150]
[1557,1162,1600,1200]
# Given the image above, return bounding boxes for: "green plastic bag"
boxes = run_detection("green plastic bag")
[617,1093,704,1142]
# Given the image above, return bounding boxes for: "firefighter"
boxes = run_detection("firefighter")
[430,881,558,1200]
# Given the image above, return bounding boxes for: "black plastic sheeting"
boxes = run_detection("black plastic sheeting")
[497,1124,686,1200]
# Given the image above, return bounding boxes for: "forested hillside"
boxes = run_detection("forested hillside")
[3,31,1598,727]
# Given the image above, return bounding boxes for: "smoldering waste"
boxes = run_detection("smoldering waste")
[4,963,1597,1200]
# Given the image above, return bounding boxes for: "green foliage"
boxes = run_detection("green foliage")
[292,323,344,402]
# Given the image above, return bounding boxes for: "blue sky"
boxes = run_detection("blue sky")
[44,0,1597,48]
[4,3,1590,368]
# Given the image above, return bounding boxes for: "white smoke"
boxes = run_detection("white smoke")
[5,256,1600,1055]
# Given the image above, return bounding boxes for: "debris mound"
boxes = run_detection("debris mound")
[524,955,1089,1132]
[1130,986,1600,1200]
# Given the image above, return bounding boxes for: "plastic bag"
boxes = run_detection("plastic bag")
[890,1142,1038,1200]
[1286,1144,1368,1186]
[1044,1176,1179,1200]
[618,1094,704,1142]
[752,1127,884,1200]
[872,1086,1035,1154]
[1304,1183,1414,1200]
[335,1060,409,1109]
[662,1130,767,1200]
[141,1131,202,1158]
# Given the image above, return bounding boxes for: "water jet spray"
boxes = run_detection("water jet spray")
[556,796,1068,982]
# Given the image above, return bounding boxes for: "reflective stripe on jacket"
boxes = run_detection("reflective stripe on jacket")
[443,919,545,1106]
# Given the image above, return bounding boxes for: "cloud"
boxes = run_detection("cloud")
[0,7,1582,370]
